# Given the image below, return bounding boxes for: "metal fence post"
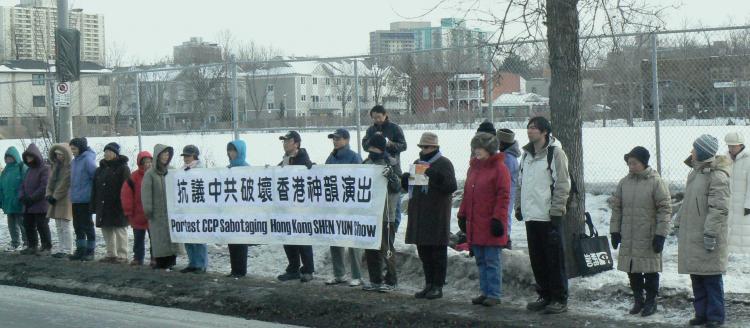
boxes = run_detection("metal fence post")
[651,32,663,174]
[231,55,240,140]
[354,59,362,156]
[134,70,143,153]
[487,47,494,123]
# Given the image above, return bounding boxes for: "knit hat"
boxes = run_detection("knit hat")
[471,132,499,155]
[497,128,515,144]
[69,137,88,152]
[368,134,387,152]
[104,142,120,155]
[181,145,200,158]
[476,121,496,135]
[624,146,650,167]
[693,134,719,162]
[725,132,745,146]
[417,132,439,147]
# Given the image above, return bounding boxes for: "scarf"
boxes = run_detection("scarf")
[408,150,442,198]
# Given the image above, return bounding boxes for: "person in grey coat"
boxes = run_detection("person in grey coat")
[142,144,182,270]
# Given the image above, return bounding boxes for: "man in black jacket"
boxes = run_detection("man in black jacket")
[276,131,316,283]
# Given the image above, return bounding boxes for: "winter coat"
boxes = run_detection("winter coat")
[279,148,313,167]
[610,167,672,273]
[458,153,511,247]
[121,151,152,230]
[502,142,520,221]
[727,148,750,254]
[142,144,182,258]
[516,137,571,222]
[0,147,27,214]
[363,154,402,223]
[70,148,97,204]
[228,140,249,168]
[45,144,73,220]
[362,119,407,168]
[91,154,131,227]
[19,144,50,214]
[404,153,457,246]
[675,156,731,275]
[325,145,362,165]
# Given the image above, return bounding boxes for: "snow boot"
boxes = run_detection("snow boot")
[628,273,645,315]
[424,286,443,300]
[641,273,660,317]
[415,284,433,299]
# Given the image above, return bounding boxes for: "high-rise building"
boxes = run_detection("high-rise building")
[173,37,222,65]
[0,0,105,64]
[369,18,488,55]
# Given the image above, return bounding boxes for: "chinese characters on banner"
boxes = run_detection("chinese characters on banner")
[165,165,387,249]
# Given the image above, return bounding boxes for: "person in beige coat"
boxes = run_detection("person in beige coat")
[674,134,730,328]
[610,146,671,317]
[46,144,73,258]
[141,144,182,270]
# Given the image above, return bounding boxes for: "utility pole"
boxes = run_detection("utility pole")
[56,0,72,142]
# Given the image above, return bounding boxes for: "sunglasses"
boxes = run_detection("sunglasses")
[418,145,435,149]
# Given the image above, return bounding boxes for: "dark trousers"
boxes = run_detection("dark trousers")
[153,255,176,269]
[417,245,447,287]
[24,213,51,250]
[132,228,150,263]
[228,244,248,276]
[365,221,397,286]
[526,221,568,302]
[283,245,315,274]
[691,274,725,323]
[628,272,659,299]
[72,203,96,248]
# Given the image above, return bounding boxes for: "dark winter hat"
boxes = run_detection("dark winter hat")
[471,132,499,155]
[368,133,387,152]
[328,128,350,140]
[624,146,650,167]
[279,130,302,144]
[103,142,120,155]
[181,144,200,158]
[476,121,496,135]
[69,137,88,152]
[693,134,719,162]
[497,128,515,144]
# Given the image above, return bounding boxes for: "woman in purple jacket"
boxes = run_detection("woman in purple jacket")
[18,144,51,255]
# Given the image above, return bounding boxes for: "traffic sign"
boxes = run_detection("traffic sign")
[54,82,71,107]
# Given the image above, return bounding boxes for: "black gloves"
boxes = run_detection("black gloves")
[550,216,562,231]
[46,196,56,206]
[401,173,410,190]
[611,232,621,250]
[306,162,315,170]
[745,208,750,216]
[184,166,191,171]
[515,208,523,221]
[652,235,666,253]
[490,218,504,237]
[457,216,466,233]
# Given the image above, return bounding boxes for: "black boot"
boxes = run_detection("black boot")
[415,284,432,299]
[68,247,83,261]
[628,273,645,315]
[425,286,443,300]
[641,273,659,317]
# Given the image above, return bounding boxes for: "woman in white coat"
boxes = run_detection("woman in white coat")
[726,132,750,254]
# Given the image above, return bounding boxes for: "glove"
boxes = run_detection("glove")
[610,232,621,250]
[184,166,191,171]
[550,216,562,231]
[381,166,392,177]
[400,173,410,190]
[490,218,504,237]
[515,208,523,221]
[652,235,666,253]
[745,208,750,216]
[457,216,466,233]
[46,196,56,206]
[704,235,717,252]
[306,162,315,170]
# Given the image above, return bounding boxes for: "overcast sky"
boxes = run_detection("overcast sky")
[1,0,749,64]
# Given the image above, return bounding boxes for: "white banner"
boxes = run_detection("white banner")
[165,165,387,249]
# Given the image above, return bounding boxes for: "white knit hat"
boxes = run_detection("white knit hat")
[725,132,745,146]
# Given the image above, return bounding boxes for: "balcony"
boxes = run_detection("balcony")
[448,89,484,100]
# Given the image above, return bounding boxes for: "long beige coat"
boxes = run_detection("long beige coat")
[46,144,73,220]
[141,144,183,258]
[610,167,672,273]
[675,156,731,275]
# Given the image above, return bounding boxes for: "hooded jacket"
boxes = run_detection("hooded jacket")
[727,147,750,254]
[91,153,131,227]
[516,136,571,221]
[142,144,182,258]
[458,153,511,247]
[228,140,249,168]
[19,144,50,214]
[0,147,27,214]
[46,144,73,220]
[70,147,97,204]
[121,151,153,230]
[362,119,407,168]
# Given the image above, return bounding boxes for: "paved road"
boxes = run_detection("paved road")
[0,285,301,328]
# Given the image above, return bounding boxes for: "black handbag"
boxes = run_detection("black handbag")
[574,212,614,276]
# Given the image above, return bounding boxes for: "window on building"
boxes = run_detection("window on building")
[267,84,274,92]
[335,78,341,85]
[86,116,97,124]
[301,95,306,101]
[337,95,342,101]
[422,86,430,100]
[98,95,110,107]
[347,95,352,102]
[300,77,306,84]
[267,103,274,109]
[32,74,45,85]
[312,95,320,102]
[325,78,330,85]
[436,86,443,99]
[97,75,110,86]
[32,96,45,107]
[312,78,318,85]
[0,118,8,126]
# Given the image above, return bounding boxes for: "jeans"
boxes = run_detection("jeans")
[6,213,26,248]
[526,221,568,302]
[417,245,448,287]
[72,204,95,250]
[472,245,503,299]
[365,221,397,285]
[24,213,51,250]
[228,244,248,276]
[132,228,150,263]
[691,274,725,323]
[101,227,128,259]
[54,218,73,254]
[394,200,402,231]
[283,245,315,274]
[185,243,208,270]
[330,246,363,280]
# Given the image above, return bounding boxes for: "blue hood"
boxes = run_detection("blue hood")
[228,140,249,167]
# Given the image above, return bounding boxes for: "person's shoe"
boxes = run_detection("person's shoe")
[377,284,395,293]
[68,248,83,261]
[705,321,724,328]
[114,257,128,264]
[192,268,206,274]
[641,299,657,317]
[415,284,433,299]
[129,260,143,266]
[688,317,706,326]
[325,277,347,285]
[277,272,300,281]
[20,247,37,255]
[482,297,500,307]
[37,248,51,256]
[52,252,67,259]
[526,297,551,311]
[629,296,644,315]
[81,249,94,262]
[505,240,513,250]
[544,301,568,314]
[348,279,362,287]
[362,283,381,292]
[424,287,443,300]
[5,245,18,252]
[98,256,116,263]
[472,295,487,305]
[180,267,198,273]
[300,273,314,283]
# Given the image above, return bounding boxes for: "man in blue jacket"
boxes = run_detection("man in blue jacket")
[324,128,365,287]
[68,137,98,261]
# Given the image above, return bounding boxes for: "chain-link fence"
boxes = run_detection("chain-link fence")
[1,25,749,194]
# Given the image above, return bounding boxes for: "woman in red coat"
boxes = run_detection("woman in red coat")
[120,151,153,265]
[457,132,511,307]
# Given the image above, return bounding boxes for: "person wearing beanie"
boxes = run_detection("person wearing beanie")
[19,144,51,256]
[516,116,571,314]
[724,132,750,255]
[179,145,208,274]
[458,132,510,306]
[226,139,250,278]
[497,128,520,248]
[0,146,27,251]
[476,121,496,135]
[68,137,98,261]
[610,146,671,317]
[46,144,74,258]
[91,143,131,264]
[120,151,153,266]
[674,135,731,327]
[361,135,402,293]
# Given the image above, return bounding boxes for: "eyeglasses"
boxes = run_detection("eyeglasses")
[418,145,435,149]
